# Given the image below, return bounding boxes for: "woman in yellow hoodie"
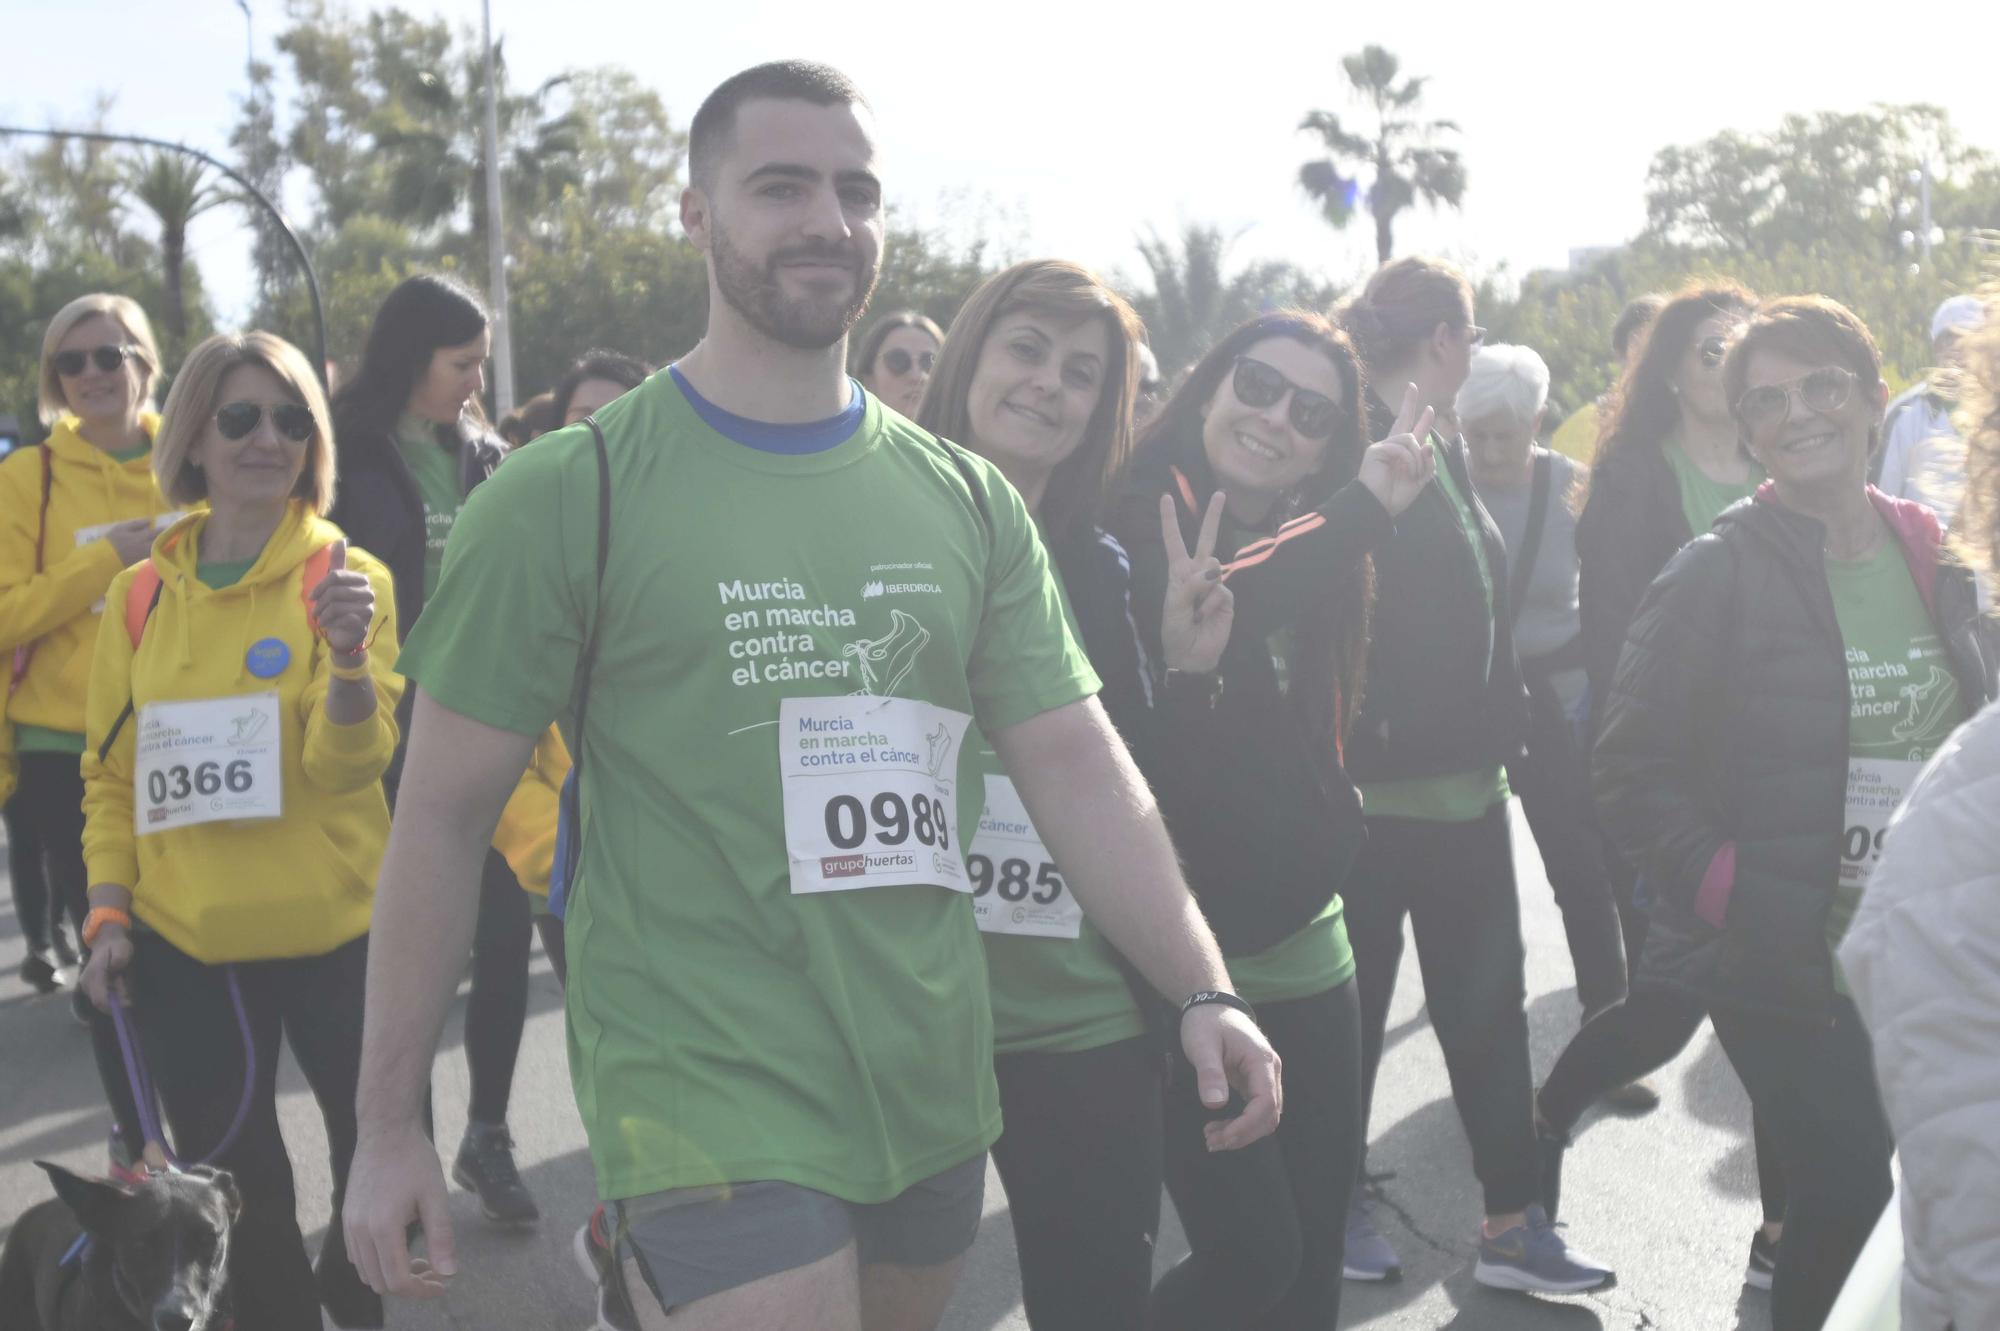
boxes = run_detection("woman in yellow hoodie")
[76,331,402,1331]
[2,293,179,996]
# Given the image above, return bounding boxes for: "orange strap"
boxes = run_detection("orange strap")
[125,541,338,648]
[1167,466,1330,582]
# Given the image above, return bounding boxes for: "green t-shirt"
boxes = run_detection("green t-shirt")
[396,372,1099,1204]
[1357,438,1510,822]
[196,558,258,591]
[1663,436,1762,538]
[1228,896,1356,1007]
[1826,540,1968,990]
[395,413,463,602]
[14,724,85,754]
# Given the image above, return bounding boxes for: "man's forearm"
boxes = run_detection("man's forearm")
[992,699,1232,1003]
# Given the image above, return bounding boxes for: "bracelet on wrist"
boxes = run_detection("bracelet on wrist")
[327,657,371,682]
[83,905,132,948]
[1180,989,1256,1023]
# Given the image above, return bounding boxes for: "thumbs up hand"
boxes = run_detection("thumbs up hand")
[310,540,378,661]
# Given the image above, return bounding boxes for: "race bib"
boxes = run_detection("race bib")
[1839,756,1921,893]
[76,512,183,613]
[968,774,1081,939]
[779,695,971,894]
[134,692,283,836]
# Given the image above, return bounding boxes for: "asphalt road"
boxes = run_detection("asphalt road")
[0,802,1773,1330]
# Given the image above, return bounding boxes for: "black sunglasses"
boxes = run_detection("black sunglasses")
[216,400,317,443]
[881,347,936,377]
[1734,366,1857,436]
[1230,357,1341,440]
[54,344,139,377]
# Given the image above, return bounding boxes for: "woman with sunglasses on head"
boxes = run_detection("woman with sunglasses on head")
[2,296,179,999]
[1108,308,1436,1328]
[1536,282,1791,1291]
[75,331,404,1331]
[856,309,943,416]
[1594,296,1993,1330]
[1334,257,1616,1293]
[329,274,545,1233]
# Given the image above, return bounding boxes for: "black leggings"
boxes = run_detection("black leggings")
[535,912,568,988]
[1346,804,1539,1215]
[465,849,533,1126]
[990,1036,1163,1331]
[12,752,145,1155]
[4,786,57,953]
[1711,997,1893,1331]
[1540,981,1787,1224]
[130,931,369,1331]
[1153,980,1362,1331]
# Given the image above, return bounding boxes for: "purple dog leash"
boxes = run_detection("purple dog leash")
[108,966,258,1170]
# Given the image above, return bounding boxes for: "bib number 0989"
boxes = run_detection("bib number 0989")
[146,759,254,806]
[824,792,951,851]
[967,854,1065,904]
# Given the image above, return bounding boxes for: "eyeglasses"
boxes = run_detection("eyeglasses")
[215,400,318,443]
[54,344,140,377]
[881,347,936,377]
[1697,336,1730,369]
[1231,357,1341,440]
[1734,366,1858,436]
[1467,325,1488,349]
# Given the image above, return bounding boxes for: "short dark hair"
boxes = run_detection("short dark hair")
[551,349,652,424]
[1722,296,1885,419]
[1610,293,1668,360]
[689,60,868,189]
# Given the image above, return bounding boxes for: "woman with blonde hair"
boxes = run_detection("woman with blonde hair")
[78,330,403,1330]
[2,295,178,998]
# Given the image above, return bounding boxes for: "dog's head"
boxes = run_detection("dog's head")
[37,1161,239,1331]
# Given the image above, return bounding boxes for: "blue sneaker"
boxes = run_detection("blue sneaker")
[1342,1196,1403,1282]
[1474,1205,1614,1294]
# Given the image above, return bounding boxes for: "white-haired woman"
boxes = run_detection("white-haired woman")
[1458,346,1627,1022]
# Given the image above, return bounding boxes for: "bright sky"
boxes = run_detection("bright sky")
[5,0,1999,332]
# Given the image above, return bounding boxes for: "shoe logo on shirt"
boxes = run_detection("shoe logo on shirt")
[842,610,931,697]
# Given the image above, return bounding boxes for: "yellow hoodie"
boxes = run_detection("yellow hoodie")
[1,414,178,738]
[81,503,404,964]
[492,726,573,898]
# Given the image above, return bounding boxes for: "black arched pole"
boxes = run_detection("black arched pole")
[0,124,328,386]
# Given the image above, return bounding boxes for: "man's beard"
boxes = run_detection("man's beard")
[711,224,879,351]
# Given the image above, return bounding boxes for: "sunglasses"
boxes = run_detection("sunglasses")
[1734,366,1858,436]
[216,400,318,443]
[1697,335,1730,369]
[1467,324,1488,349]
[54,344,140,377]
[1231,357,1341,440]
[881,347,936,377]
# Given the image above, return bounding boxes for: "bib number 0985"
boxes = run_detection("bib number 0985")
[146,759,255,806]
[967,854,1064,904]
[823,791,951,851]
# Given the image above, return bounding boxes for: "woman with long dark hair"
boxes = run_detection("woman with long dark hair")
[328,273,542,1229]
[854,309,943,416]
[1335,256,1614,1293]
[1108,308,1434,1327]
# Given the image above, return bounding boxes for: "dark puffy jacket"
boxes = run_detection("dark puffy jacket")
[1576,438,1692,729]
[1109,431,1392,956]
[1343,394,1529,782]
[327,418,507,646]
[1594,487,1995,1021]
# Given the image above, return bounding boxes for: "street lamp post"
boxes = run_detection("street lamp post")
[0,124,328,386]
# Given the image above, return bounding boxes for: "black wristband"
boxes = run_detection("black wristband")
[1180,990,1256,1023]
[1162,668,1223,709]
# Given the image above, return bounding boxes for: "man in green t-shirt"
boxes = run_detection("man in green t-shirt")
[343,61,1280,1331]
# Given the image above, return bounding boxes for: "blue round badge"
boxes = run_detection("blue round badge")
[245,637,291,679]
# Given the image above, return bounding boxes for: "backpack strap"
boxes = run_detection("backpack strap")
[552,417,613,914]
[299,543,335,636]
[99,577,165,762]
[1508,450,1554,627]
[8,446,56,694]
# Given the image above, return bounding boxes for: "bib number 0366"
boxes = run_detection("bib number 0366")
[146,759,255,805]
[823,791,950,851]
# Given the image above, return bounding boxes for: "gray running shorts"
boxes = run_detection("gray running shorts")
[613,1153,987,1315]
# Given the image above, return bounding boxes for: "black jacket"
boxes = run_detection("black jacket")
[1342,394,1530,783]
[1109,431,1392,956]
[1593,489,1995,1021]
[1575,439,1693,729]
[327,417,507,646]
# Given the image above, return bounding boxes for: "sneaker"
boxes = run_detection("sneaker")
[19,950,61,995]
[1745,1228,1777,1291]
[1474,1205,1615,1294]
[576,1208,636,1331]
[1342,1195,1403,1282]
[1601,1078,1661,1113]
[452,1122,541,1226]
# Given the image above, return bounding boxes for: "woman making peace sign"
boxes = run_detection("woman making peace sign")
[1109,309,1432,1330]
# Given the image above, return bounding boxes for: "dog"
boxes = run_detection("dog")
[0,1160,239,1331]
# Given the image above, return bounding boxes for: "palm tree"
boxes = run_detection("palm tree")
[125,151,224,352]
[1128,224,1338,374]
[1298,45,1466,264]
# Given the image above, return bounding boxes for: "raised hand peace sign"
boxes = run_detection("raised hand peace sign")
[1355,383,1439,517]
[1159,490,1236,676]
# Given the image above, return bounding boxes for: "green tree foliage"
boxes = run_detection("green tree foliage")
[1298,46,1466,264]
[1122,224,1341,378]
[125,151,225,360]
